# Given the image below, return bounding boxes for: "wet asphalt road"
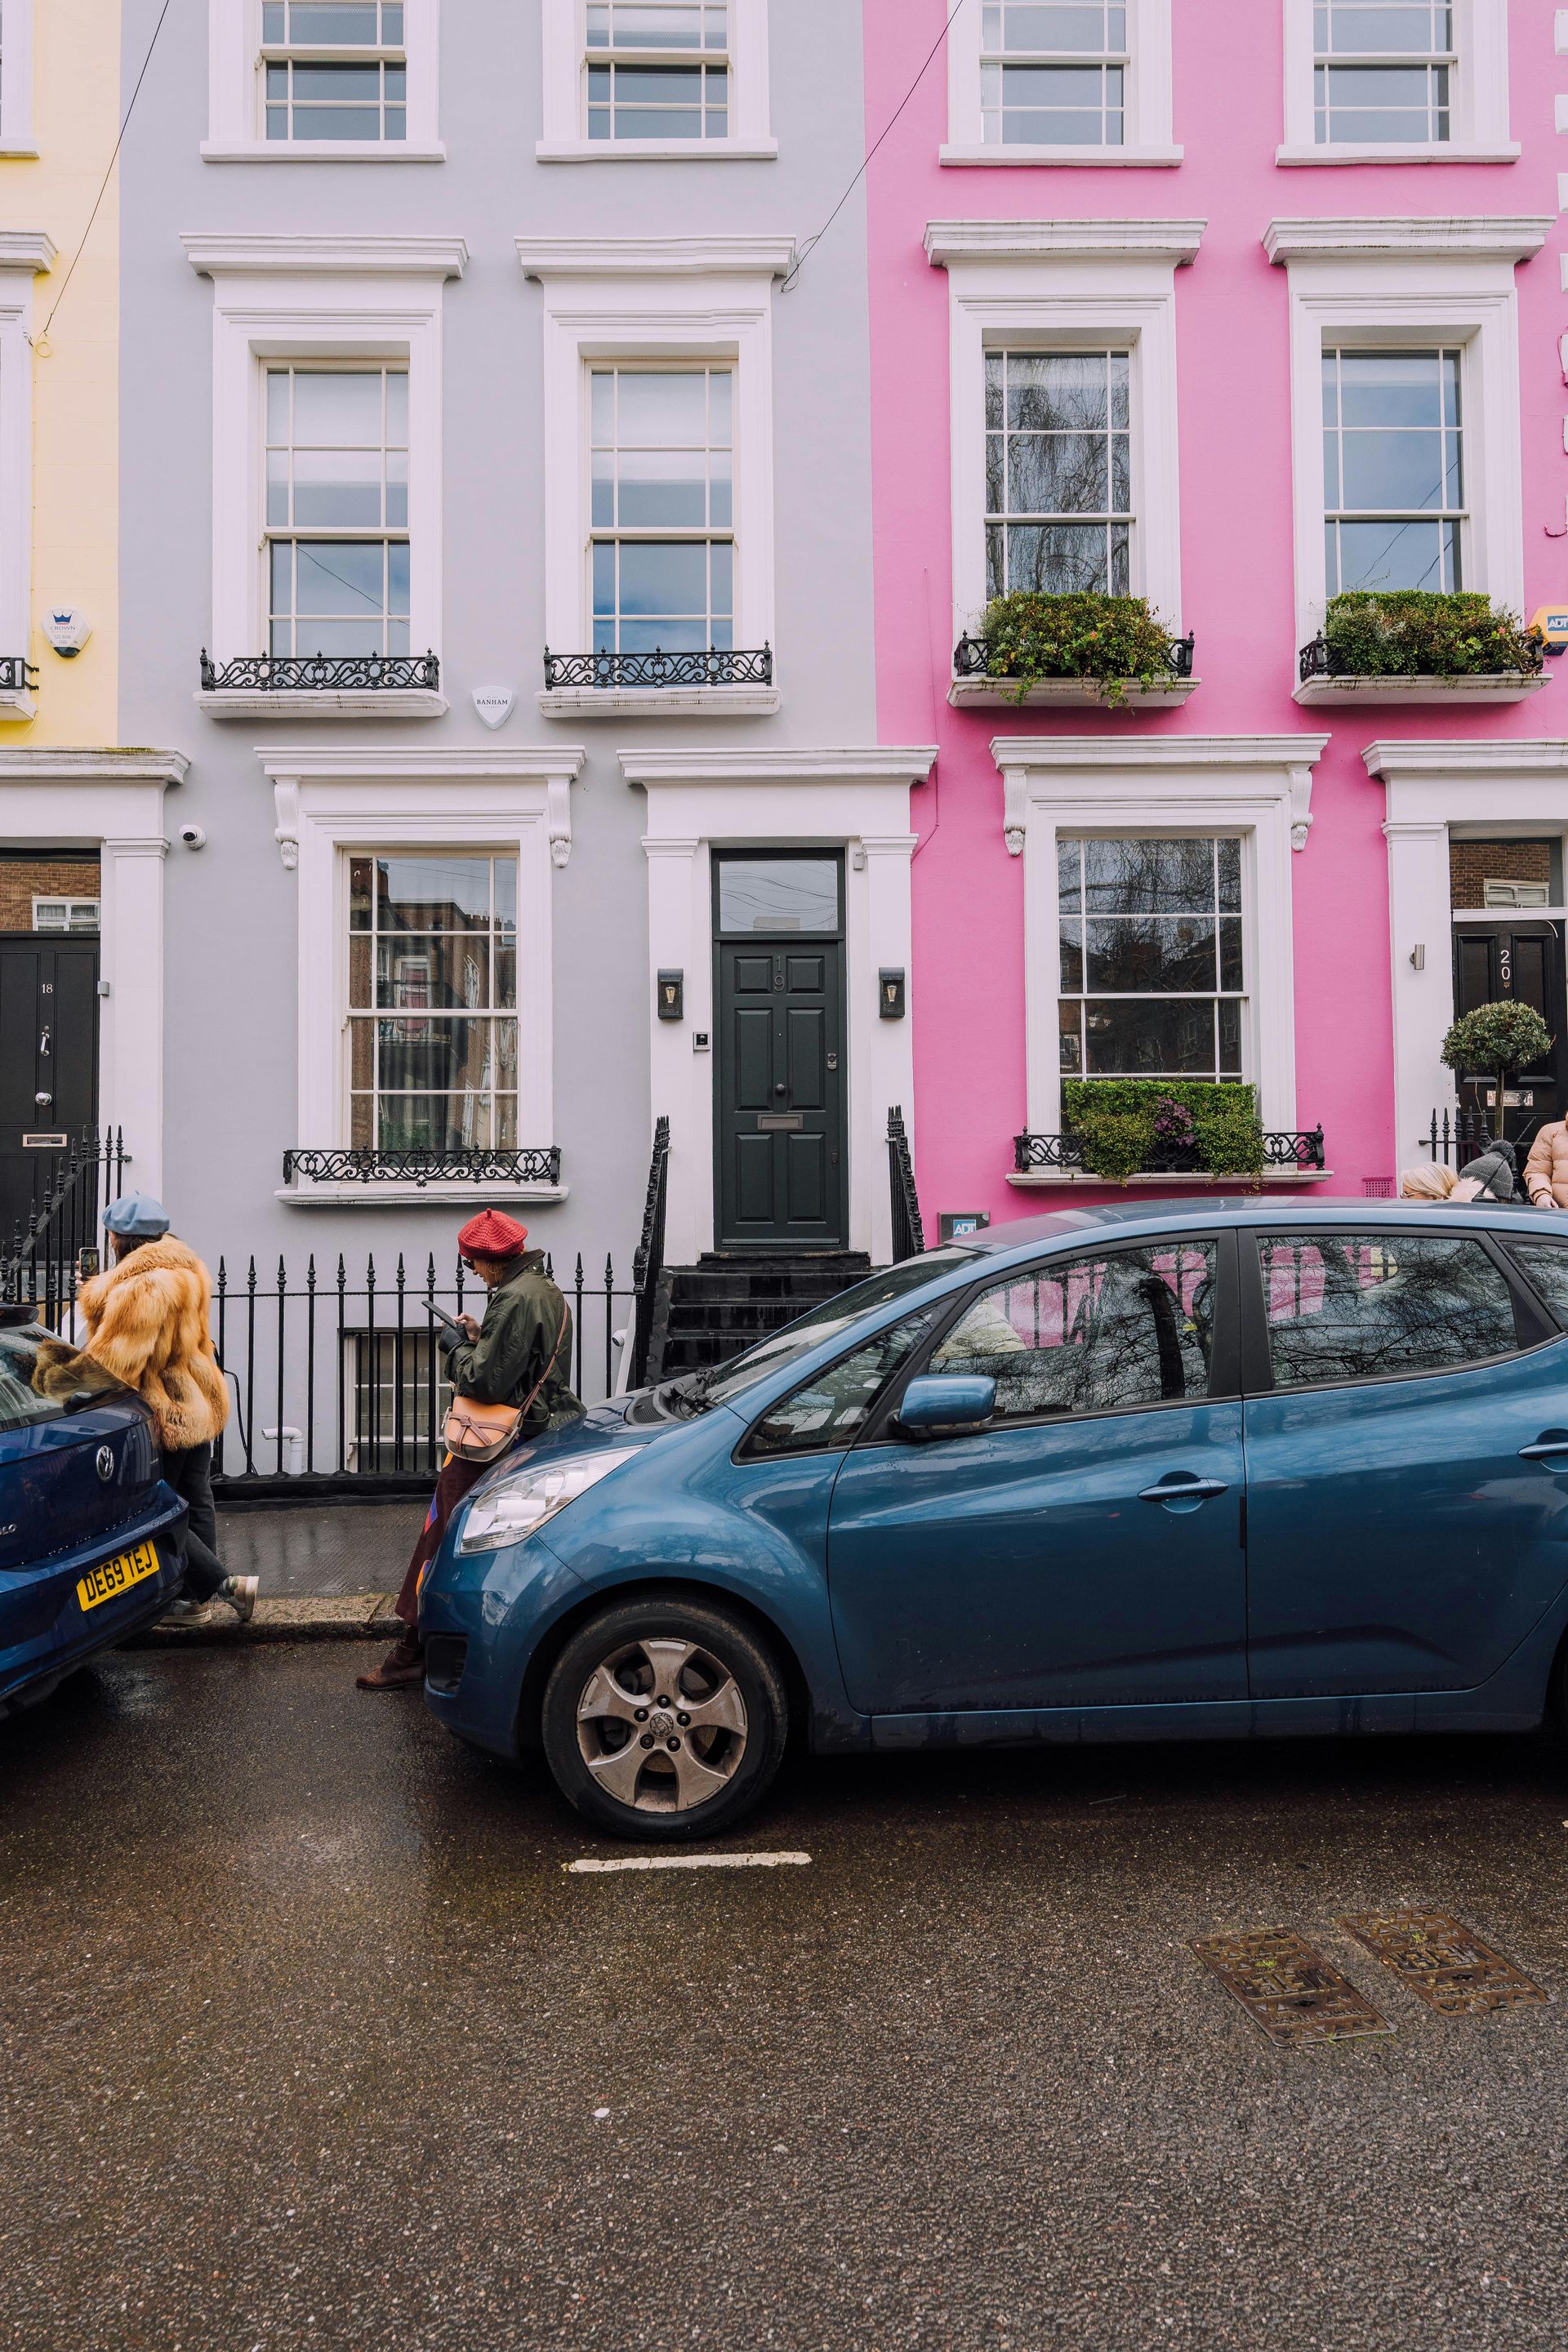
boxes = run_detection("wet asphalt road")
[6,1649,1568,2350]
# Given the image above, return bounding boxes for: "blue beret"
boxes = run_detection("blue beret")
[103,1193,172,1240]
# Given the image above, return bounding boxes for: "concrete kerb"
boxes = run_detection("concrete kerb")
[130,1596,403,1648]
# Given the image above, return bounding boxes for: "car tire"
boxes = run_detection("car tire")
[540,1593,789,1842]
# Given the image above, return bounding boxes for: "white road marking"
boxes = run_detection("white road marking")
[565,1851,812,1875]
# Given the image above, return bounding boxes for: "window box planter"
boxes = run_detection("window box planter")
[951,594,1197,710]
[1008,1128,1330,1187]
[538,646,779,719]
[1295,592,1548,707]
[197,651,447,720]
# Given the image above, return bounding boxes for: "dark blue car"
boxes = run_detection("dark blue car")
[0,1307,187,1721]
[422,1201,1568,1840]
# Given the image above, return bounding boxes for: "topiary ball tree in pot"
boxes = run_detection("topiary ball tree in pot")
[1440,1001,1553,1140]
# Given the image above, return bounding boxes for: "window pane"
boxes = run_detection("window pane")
[1339,427,1450,514]
[1334,517,1455,592]
[747,1310,937,1458]
[1000,521,1117,594]
[291,369,384,443]
[1260,1234,1517,1389]
[718,858,840,934]
[375,855,495,932]
[1083,997,1224,1076]
[1082,837,1217,913]
[1007,433,1109,517]
[929,1244,1218,1420]
[1007,352,1108,431]
[1318,2,1449,52]
[285,2,385,40]
[1084,916,1218,994]
[1508,1243,1568,1328]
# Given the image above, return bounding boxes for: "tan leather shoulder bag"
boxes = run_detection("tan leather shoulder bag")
[443,1307,569,1465]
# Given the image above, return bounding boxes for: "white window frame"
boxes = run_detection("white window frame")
[538,0,776,162]
[0,234,50,714]
[0,1,37,158]
[1279,0,1517,164]
[992,734,1328,1152]
[183,234,466,717]
[927,220,1201,657]
[32,896,100,931]
[203,0,444,162]
[262,747,585,1205]
[1266,216,1549,671]
[942,0,1178,167]
[520,236,790,716]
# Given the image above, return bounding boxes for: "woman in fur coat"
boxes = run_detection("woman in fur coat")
[35,1193,257,1623]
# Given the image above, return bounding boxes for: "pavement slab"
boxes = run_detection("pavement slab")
[6,1648,1568,2348]
[132,1594,403,1646]
[216,1500,427,1600]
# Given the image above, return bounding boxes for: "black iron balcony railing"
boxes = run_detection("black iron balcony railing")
[955,631,1195,684]
[1298,633,1544,687]
[201,651,441,693]
[0,656,38,695]
[543,646,773,692]
[1013,1128,1325,1177]
[283,1147,562,1187]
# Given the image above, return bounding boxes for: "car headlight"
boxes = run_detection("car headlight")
[456,1449,630,1556]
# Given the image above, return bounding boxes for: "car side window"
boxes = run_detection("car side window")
[1258,1232,1519,1391]
[0,1326,68,1432]
[1506,1241,1568,1330]
[744,1307,938,1459]
[924,1242,1218,1423]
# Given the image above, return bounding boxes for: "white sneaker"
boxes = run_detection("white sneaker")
[158,1596,203,1624]
[223,1575,259,1624]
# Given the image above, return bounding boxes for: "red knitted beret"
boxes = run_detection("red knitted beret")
[457,1209,531,1259]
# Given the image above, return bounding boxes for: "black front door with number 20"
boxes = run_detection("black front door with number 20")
[714,854,847,1250]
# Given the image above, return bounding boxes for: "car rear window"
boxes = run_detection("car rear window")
[0,1325,68,1432]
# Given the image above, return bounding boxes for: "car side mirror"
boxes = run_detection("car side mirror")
[894,1374,996,1441]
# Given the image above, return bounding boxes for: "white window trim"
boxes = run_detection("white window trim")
[0,1,37,157]
[1267,216,1549,675]
[203,0,444,161]
[0,235,51,714]
[520,237,790,717]
[537,0,776,162]
[927,220,1202,658]
[261,746,584,1205]
[942,0,1179,167]
[1279,0,1517,164]
[32,897,101,930]
[1367,740,1568,1161]
[991,733,1328,1149]
[622,746,936,1265]
[184,234,466,717]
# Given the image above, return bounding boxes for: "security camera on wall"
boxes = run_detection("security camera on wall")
[42,608,91,658]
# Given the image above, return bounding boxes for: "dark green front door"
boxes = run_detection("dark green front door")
[714,853,847,1250]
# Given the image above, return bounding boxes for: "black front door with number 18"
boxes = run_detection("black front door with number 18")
[714,854,847,1250]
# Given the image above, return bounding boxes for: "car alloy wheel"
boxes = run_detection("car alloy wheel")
[541,1596,788,1840]
[575,1636,748,1815]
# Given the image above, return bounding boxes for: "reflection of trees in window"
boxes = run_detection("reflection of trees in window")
[931,1243,1217,1417]
[1058,836,1245,1081]
[1260,1233,1517,1387]
[986,351,1132,597]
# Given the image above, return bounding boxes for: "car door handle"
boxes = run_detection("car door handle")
[1519,1438,1568,1463]
[1138,1476,1230,1504]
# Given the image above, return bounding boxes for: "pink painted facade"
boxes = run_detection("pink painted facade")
[862,0,1567,1230]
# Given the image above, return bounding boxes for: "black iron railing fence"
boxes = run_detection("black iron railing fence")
[1299,635,1544,687]
[888,1105,924,1262]
[212,1249,638,1495]
[2,1128,128,1321]
[1423,1108,1503,1169]
[199,651,441,693]
[1013,1128,1327,1176]
[543,647,773,692]
[630,1116,670,1390]
[954,631,1196,684]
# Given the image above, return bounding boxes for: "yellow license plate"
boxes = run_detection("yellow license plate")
[77,1540,160,1613]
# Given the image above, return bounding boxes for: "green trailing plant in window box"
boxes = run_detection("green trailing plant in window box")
[1321,591,1542,680]
[976,591,1183,708]
[1062,1080,1267,1184]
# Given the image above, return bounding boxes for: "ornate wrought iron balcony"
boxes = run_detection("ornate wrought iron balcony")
[283,1147,562,1188]
[1298,633,1544,687]
[543,646,773,692]
[955,631,1195,684]
[1013,1129,1326,1177]
[0,657,38,695]
[201,651,441,693]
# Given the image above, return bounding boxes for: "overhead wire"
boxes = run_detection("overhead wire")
[35,0,178,352]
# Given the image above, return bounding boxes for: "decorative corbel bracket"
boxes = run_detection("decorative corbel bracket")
[1000,764,1027,858]
[547,772,572,869]
[273,777,301,871]
[1288,763,1314,852]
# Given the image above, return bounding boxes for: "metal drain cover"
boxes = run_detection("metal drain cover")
[1192,1927,1392,2047]
[1339,1911,1548,2016]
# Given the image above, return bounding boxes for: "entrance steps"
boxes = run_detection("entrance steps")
[648,1251,874,1382]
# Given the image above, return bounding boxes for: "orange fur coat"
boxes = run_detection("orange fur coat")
[37,1237,229,1452]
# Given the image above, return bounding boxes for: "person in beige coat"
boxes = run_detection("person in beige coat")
[1525,1122,1568,1210]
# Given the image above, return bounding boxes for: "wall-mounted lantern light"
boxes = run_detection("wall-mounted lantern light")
[879,967,906,1019]
[657,969,685,1022]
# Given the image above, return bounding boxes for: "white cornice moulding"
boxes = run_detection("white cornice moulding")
[1263,216,1552,266]
[183,234,469,278]
[1364,739,1568,782]
[621,746,938,786]
[255,745,586,781]
[925,219,1206,268]
[991,734,1330,770]
[0,231,56,273]
[0,749,188,782]
[516,235,796,279]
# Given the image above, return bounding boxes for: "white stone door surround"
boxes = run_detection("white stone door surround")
[1367,740,1568,1162]
[0,751,188,1200]
[621,746,938,1266]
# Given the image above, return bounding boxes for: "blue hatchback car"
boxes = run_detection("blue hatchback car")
[421,1200,1568,1840]
[0,1307,186,1721]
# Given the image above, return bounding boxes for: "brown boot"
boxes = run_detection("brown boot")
[356,1633,425,1690]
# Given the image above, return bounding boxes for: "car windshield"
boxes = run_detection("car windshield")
[0,1323,69,1432]
[694,1250,978,1410]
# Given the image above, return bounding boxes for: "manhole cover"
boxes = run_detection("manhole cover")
[1192,1927,1392,2047]
[1339,1912,1549,2016]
